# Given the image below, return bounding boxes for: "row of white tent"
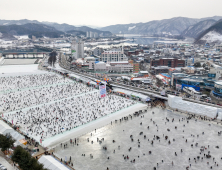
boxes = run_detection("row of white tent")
[113,88,150,101]
[38,155,70,170]
[0,120,26,147]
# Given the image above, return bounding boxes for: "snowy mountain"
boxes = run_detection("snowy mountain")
[195,19,222,44]
[0,19,112,36]
[180,19,217,38]
[100,16,222,35]
[0,23,64,39]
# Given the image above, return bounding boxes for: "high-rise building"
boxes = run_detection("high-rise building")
[86,32,90,37]
[94,32,99,38]
[71,38,84,60]
[90,32,94,38]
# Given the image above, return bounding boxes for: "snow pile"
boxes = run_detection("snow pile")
[0,64,43,75]
[168,95,217,118]
[201,31,222,43]
[128,26,136,31]
[14,35,29,40]
[217,112,222,120]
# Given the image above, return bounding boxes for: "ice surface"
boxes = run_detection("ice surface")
[54,107,222,170]
[168,95,217,118]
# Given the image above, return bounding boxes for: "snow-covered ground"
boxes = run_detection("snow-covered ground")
[14,35,29,40]
[0,64,45,75]
[54,107,222,170]
[201,31,222,43]
[128,26,136,31]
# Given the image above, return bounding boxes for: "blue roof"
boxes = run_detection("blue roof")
[161,73,171,78]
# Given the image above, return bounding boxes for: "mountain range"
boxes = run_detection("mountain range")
[0,23,63,39]
[100,16,222,38]
[0,19,112,39]
[1,17,222,43]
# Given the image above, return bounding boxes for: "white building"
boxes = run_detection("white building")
[86,32,90,38]
[109,64,133,73]
[71,39,84,60]
[90,32,94,38]
[216,44,222,51]
[94,32,99,38]
[100,48,127,62]
[108,61,133,73]
[89,61,107,71]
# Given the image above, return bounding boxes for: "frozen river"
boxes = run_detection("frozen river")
[54,107,222,170]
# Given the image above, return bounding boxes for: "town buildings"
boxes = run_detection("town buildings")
[100,48,127,63]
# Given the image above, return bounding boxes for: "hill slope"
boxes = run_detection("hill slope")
[195,19,222,44]
[0,23,64,38]
[180,19,217,38]
[100,16,222,35]
[0,19,112,36]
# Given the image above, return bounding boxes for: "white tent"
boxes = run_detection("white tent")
[38,155,70,170]
[0,120,26,147]
[113,88,150,101]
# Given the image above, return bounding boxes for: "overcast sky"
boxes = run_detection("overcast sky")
[0,0,222,27]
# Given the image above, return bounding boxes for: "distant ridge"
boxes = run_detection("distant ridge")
[99,16,222,36]
[0,19,112,37]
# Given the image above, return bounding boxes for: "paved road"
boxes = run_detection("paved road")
[0,156,16,170]
[59,64,168,100]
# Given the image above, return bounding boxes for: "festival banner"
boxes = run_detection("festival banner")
[99,85,106,98]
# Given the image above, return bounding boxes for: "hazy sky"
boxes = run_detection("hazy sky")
[0,0,222,27]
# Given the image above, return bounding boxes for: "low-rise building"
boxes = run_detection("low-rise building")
[100,48,127,62]
[150,58,185,68]
[109,61,133,73]
[89,61,107,71]
[151,66,169,74]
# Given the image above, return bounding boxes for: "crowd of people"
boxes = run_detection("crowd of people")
[0,81,95,112]
[0,73,69,92]
[1,73,136,142]
[54,108,222,170]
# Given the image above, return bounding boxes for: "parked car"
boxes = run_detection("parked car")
[206,97,211,101]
